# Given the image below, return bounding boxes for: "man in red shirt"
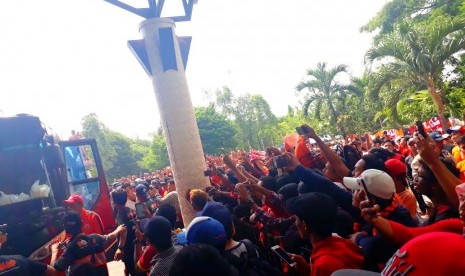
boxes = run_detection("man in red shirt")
[64,194,104,235]
[286,192,364,276]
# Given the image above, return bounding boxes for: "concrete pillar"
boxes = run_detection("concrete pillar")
[139,18,209,225]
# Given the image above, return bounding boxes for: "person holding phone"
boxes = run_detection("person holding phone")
[285,192,364,276]
[343,169,416,271]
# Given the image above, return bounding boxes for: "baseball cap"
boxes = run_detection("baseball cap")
[135,184,148,196]
[285,192,337,236]
[429,131,444,141]
[446,125,463,134]
[64,194,84,205]
[343,169,395,200]
[186,216,226,249]
[382,232,465,275]
[384,159,407,178]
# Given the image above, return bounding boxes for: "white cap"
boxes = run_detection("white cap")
[343,169,395,200]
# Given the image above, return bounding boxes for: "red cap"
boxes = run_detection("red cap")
[64,194,84,205]
[385,159,406,177]
[382,232,465,275]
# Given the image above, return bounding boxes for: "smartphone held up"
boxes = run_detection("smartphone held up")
[271,245,297,267]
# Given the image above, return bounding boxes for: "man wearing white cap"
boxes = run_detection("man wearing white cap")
[343,169,416,271]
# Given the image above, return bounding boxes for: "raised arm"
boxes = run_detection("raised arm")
[222,149,248,183]
[301,124,350,178]
[415,135,461,207]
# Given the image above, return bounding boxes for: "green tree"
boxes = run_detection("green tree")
[366,16,465,128]
[214,88,277,149]
[296,62,357,134]
[81,113,152,180]
[149,130,170,170]
[81,113,117,173]
[362,0,464,39]
[195,105,237,154]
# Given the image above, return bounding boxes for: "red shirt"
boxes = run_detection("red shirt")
[311,236,364,276]
[137,245,157,272]
[80,209,104,235]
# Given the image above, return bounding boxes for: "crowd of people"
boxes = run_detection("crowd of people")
[3,122,465,276]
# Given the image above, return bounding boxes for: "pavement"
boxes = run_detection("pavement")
[107,261,126,275]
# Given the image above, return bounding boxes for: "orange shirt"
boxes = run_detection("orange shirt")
[80,209,104,235]
[397,189,418,219]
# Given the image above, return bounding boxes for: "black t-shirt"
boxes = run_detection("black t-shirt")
[54,234,109,276]
[0,255,47,276]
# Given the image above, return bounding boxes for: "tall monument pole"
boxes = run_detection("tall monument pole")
[104,0,208,224]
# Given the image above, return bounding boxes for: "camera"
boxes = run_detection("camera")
[272,155,288,169]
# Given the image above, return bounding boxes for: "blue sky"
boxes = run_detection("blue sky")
[0,0,386,139]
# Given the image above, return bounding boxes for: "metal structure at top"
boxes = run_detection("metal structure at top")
[103,0,196,21]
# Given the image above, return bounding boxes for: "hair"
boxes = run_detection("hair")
[361,153,387,172]
[457,135,465,146]
[260,176,278,192]
[64,211,83,236]
[276,173,299,189]
[121,182,131,189]
[169,244,233,276]
[369,148,395,162]
[155,204,177,229]
[145,216,173,251]
[421,158,460,180]
[216,167,225,175]
[189,189,208,210]
[335,208,354,239]
[300,193,338,238]
[383,140,395,147]
[233,204,251,220]
[110,187,128,206]
[278,183,299,203]
[268,168,278,177]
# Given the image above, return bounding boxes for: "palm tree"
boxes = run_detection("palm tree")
[296,62,356,134]
[366,16,465,128]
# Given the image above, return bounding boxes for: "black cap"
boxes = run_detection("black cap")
[285,192,337,237]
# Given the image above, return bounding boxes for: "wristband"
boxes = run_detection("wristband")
[118,245,125,250]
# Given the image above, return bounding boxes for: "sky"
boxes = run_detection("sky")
[0,0,387,140]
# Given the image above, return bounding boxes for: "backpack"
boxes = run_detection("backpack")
[223,239,283,276]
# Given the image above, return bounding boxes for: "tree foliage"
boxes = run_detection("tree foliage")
[195,104,237,154]
[365,14,465,127]
[296,62,360,134]
[215,87,278,149]
[81,113,154,181]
